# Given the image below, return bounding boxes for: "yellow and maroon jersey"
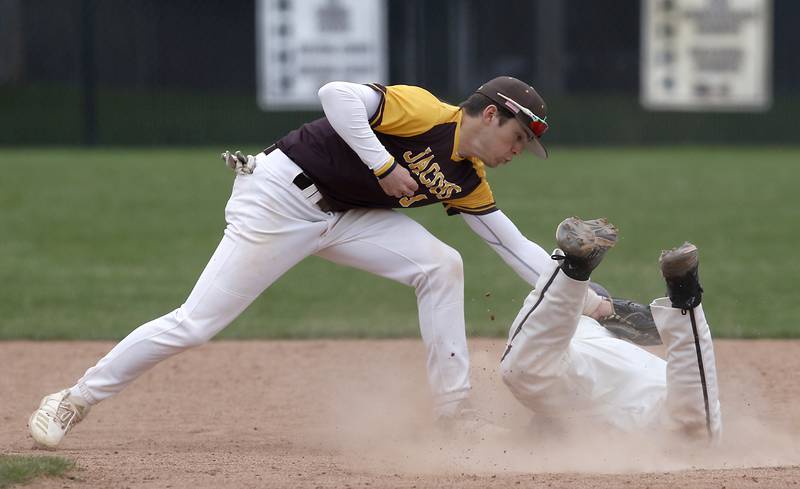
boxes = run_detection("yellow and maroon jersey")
[276,84,497,215]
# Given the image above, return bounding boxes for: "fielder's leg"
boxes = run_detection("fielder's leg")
[314,208,470,419]
[650,242,722,442]
[28,150,332,448]
[500,217,618,410]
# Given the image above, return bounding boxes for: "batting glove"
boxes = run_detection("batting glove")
[222,150,256,175]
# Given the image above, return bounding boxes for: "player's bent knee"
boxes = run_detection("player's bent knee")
[500,366,536,402]
[500,365,514,384]
[500,362,522,387]
[406,243,464,300]
[170,311,222,348]
[179,326,215,348]
[501,356,558,399]
[430,245,464,283]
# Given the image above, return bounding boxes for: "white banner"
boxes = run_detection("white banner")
[641,0,772,111]
[256,0,387,110]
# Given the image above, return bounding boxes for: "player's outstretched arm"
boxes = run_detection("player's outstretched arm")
[461,210,607,317]
[461,210,551,285]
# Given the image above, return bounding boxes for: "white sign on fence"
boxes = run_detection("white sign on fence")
[641,0,772,111]
[256,0,387,110]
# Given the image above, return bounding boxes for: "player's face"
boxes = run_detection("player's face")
[481,114,529,168]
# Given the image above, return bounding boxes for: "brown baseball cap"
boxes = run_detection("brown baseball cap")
[475,76,549,159]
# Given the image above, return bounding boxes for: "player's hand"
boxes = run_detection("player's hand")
[378,165,418,198]
[222,150,256,175]
[587,297,614,320]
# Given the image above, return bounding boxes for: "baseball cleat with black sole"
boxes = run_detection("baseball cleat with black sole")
[659,242,703,310]
[555,217,619,280]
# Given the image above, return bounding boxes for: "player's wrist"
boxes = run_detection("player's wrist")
[588,297,613,320]
[373,157,397,180]
[583,288,605,317]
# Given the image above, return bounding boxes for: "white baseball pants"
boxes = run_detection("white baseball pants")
[500,258,722,441]
[73,149,470,415]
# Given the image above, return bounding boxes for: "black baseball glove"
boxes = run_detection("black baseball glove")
[597,298,662,346]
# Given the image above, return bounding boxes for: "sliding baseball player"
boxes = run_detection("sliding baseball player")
[501,217,722,442]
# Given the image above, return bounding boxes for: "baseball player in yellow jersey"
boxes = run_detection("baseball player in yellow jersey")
[501,217,721,442]
[28,76,617,448]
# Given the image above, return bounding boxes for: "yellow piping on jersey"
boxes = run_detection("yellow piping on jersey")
[468,156,488,180]
[373,156,396,178]
[443,175,495,214]
[450,110,465,161]
[446,202,497,214]
[367,83,387,127]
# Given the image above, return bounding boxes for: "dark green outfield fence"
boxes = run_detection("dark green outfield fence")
[1,0,799,146]
[6,86,800,147]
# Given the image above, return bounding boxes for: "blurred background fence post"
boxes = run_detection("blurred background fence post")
[80,0,98,145]
[534,0,566,97]
[0,0,24,84]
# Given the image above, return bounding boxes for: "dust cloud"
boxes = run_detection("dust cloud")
[318,345,800,476]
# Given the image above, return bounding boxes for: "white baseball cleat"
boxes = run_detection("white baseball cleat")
[554,217,618,281]
[28,389,90,449]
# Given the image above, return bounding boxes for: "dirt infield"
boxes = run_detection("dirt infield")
[2,339,799,488]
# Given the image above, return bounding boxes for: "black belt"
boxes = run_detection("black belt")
[263,144,333,213]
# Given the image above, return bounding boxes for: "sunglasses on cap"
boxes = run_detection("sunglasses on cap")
[496,92,549,139]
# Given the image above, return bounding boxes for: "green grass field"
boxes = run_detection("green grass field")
[0,455,75,488]
[1,147,797,340]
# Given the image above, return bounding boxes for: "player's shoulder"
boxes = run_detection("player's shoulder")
[370,84,460,136]
[388,85,459,112]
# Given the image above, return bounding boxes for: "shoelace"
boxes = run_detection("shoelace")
[45,395,82,430]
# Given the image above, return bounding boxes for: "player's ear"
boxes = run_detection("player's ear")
[481,105,497,125]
